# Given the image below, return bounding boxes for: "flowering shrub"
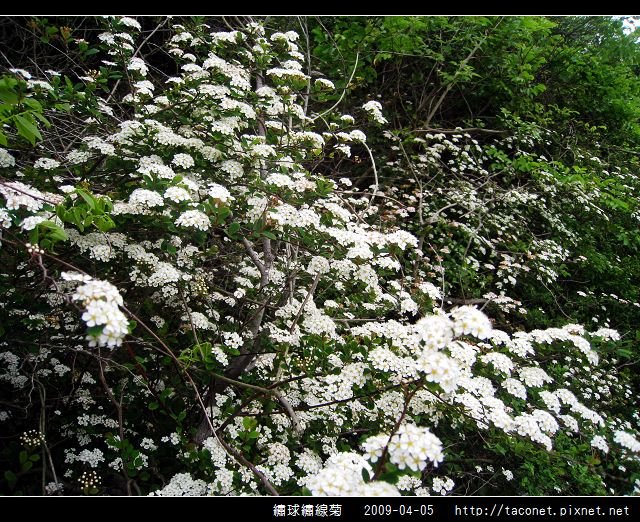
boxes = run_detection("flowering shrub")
[1,16,639,496]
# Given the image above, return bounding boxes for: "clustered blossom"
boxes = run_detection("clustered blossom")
[414,314,454,349]
[305,452,400,496]
[172,153,195,169]
[149,473,209,496]
[62,272,129,348]
[450,305,492,338]
[175,209,210,231]
[315,78,335,90]
[363,424,444,471]
[208,183,233,204]
[591,435,609,453]
[362,100,388,124]
[129,188,164,208]
[164,186,192,203]
[613,431,640,452]
[128,57,148,76]
[0,148,16,167]
[33,158,61,170]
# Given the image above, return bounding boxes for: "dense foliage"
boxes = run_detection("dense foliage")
[0,16,639,496]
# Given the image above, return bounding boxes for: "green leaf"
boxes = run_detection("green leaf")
[23,98,43,112]
[227,222,241,238]
[37,221,69,242]
[14,114,42,145]
[243,416,258,431]
[32,111,51,127]
[0,87,19,105]
[86,325,104,337]
[4,470,17,484]
[76,188,96,210]
[148,402,159,411]
[94,214,116,232]
[262,230,277,240]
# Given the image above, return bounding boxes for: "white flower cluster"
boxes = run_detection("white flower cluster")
[129,188,164,208]
[416,350,460,393]
[362,100,388,124]
[0,208,12,228]
[432,476,455,495]
[518,367,553,388]
[414,314,454,350]
[175,209,210,231]
[450,305,492,339]
[315,78,335,90]
[502,377,527,400]
[171,153,194,169]
[305,452,400,496]
[128,57,148,76]
[164,186,192,203]
[362,424,444,471]
[306,256,330,275]
[613,430,640,452]
[149,473,210,496]
[34,158,61,170]
[511,413,553,450]
[480,352,514,376]
[208,183,233,204]
[593,327,621,341]
[0,181,47,212]
[591,435,609,453]
[62,272,129,348]
[0,148,16,167]
[418,281,442,301]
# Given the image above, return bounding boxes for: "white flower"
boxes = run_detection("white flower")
[164,186,191,203]
[171,153,195,169]
[0,209,11,229]
[128,57,148,76]
[480,352,514,375]
[349,130,367,143]
[223,331,243,350]
[306,452,383,496]
[119,16,141,31]
[208,183,233,204]
[62,272,128,348]
[450,306,492,339]
[315,78,335,90]
[415,314,454,350]
[175,210,210,231]
[20,215,47,231]
[306,256,330,275]
[34,158,61,170]
[363,424,444,472]
[518,367,553,388]
[418,282,442,301]
[502,378,527,400]
[149,473,209,496]
[591,435,609,453]
[362,100,388,124]
[432,476,455,495]
[614,431,640,452]
[0,148,16,168]
[129,189,164,208]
